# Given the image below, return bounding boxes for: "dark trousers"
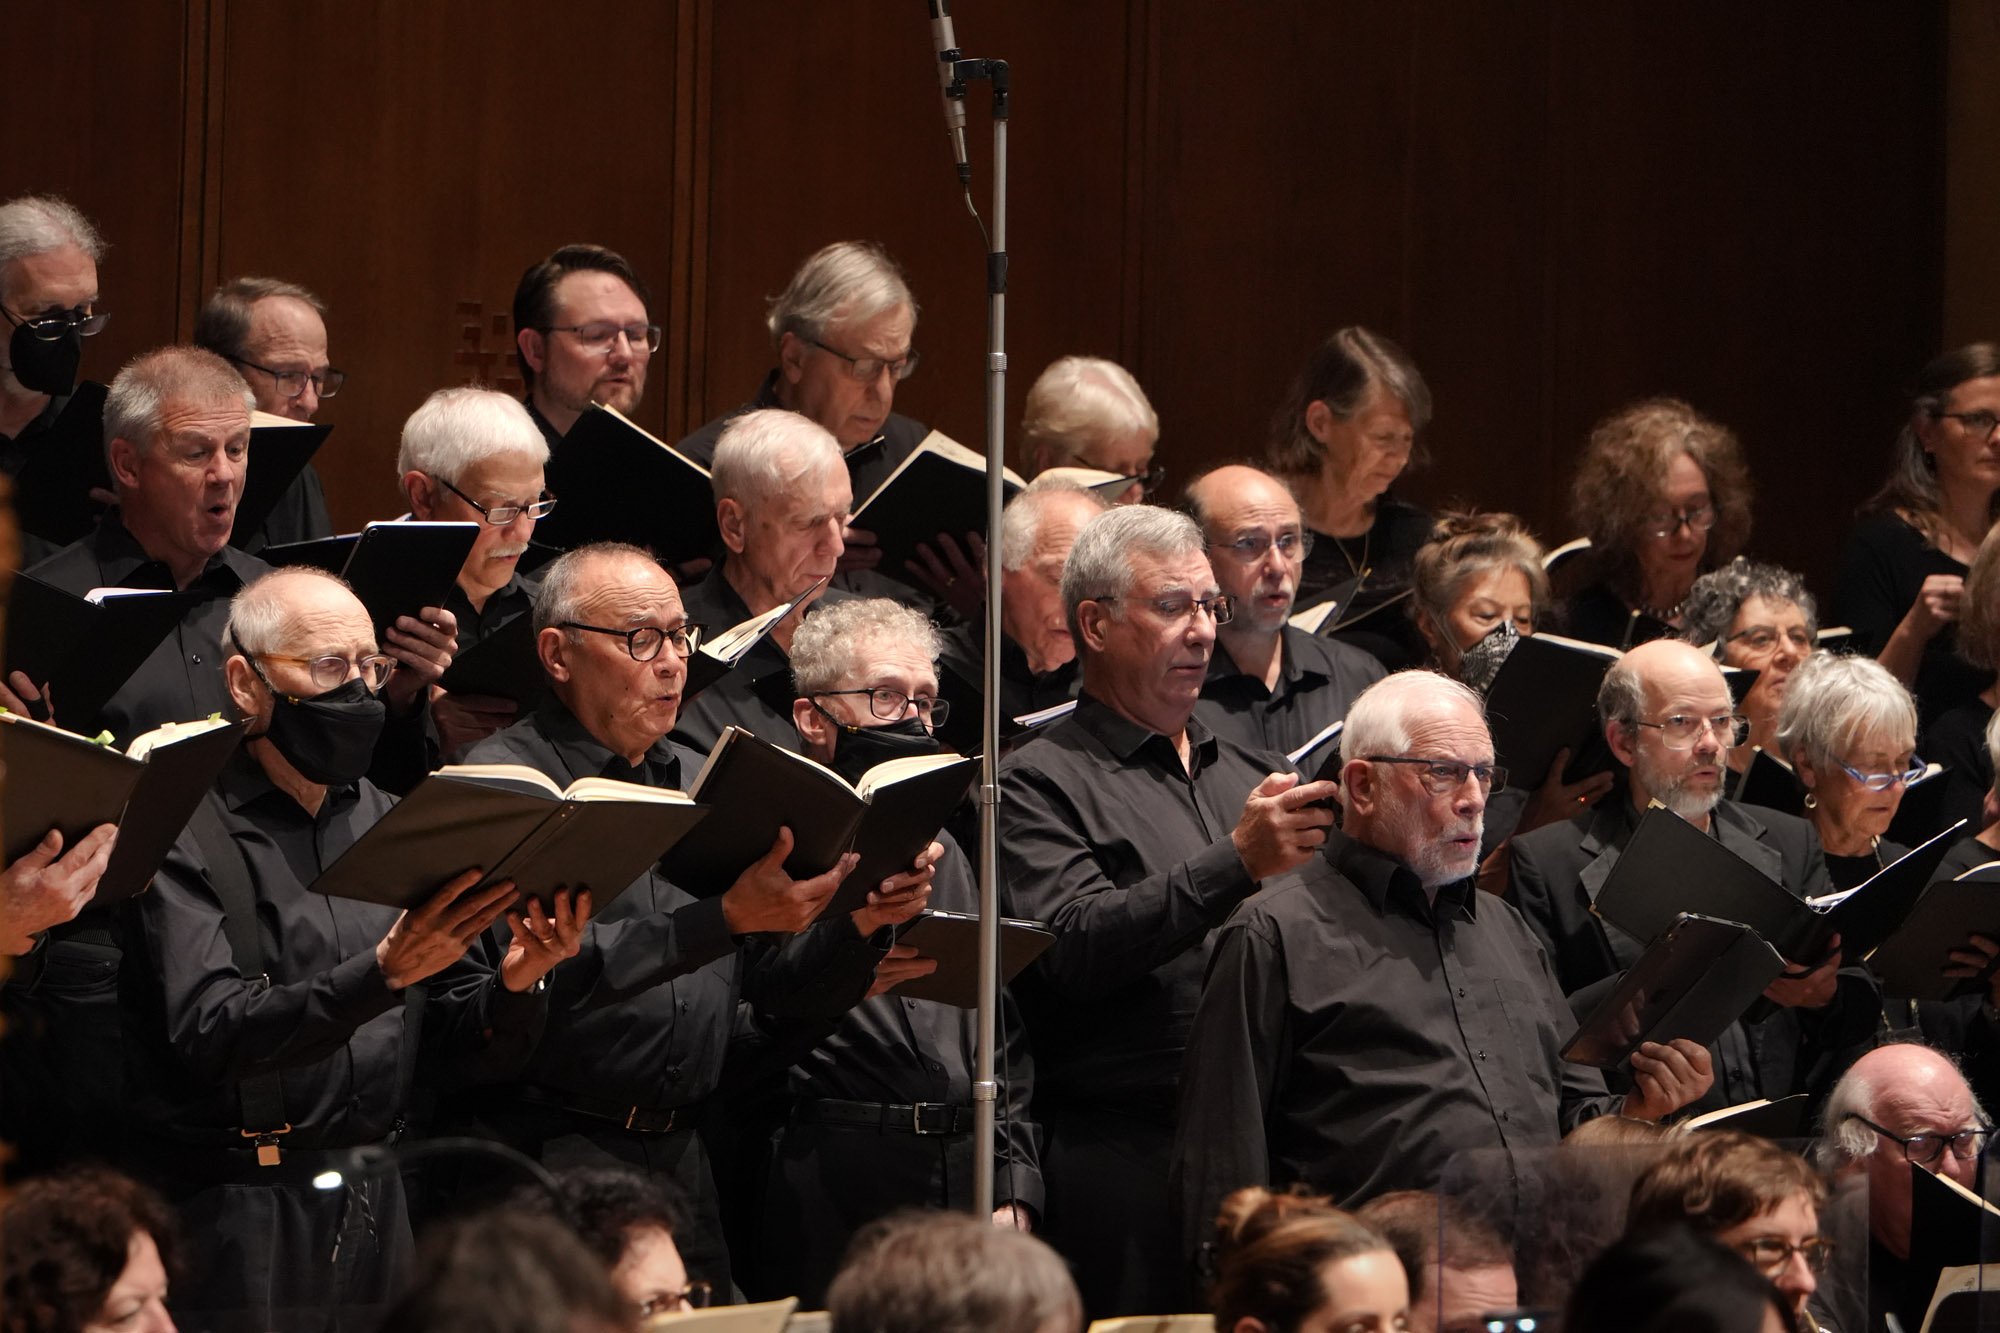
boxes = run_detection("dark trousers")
[1039,1105,1182,1319]
[757,1117,975,1306]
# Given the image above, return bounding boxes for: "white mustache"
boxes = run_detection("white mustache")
[487,544,528,559]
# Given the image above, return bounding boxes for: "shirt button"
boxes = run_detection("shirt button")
[679,1000,690,1014]
[1477,1050,1486,1060]
[1501,1110,1510,1122]
[191,653,203,664]
[1457,987,1467,999]
[925,1059,943,1072]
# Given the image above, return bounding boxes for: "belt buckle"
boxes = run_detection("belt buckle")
[911,1102,936,1135]
[242,1122,294,1167]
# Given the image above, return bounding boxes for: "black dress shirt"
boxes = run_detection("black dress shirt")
[996,696,1284,1118]
[444,570,537,649]
[933,620,1080,755]
[1169,828,1621,1255]
[1195,625,1385,758]
[235,464,334,554]
[670,563,852,754]
[464,701,882,1108]
[119,752,542,1153]
[525,398,565,451]
[26,513,271,744]
[1923,698,1993,843]
[1292,493,1431,670]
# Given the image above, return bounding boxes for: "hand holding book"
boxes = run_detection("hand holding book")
[499,888,593,992]
[717,827,860,935]
[850,839,942,936]
[374,868,525,990]
[0,823,118,954]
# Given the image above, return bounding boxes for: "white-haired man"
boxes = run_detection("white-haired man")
[933,480,1106,752]
[765,596,1042,1304]
[119,566,579,1325]
[997,503,1338,1316]
[1186,464,1385,757]
[1018,355,1160,503]
[672,407,854,753]
[1171,670,1714,1265]
[192,275,345,548]
[1507,638,1858,1113]
[1818,1043,1991,1330]
[399,386,557,753]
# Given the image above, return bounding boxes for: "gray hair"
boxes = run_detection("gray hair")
[1773,651,1917,774]
[711,408,845,512]
[1000,481,1108,572]
[790,598,942,696]
[0,195,106,278]
[1986,707,2000,800]
[191,276,327,362]
[1019,356,1159,473]
[1268,326,1433,479]
[1060,505,1206,647]
[227,566,356,657]
[1815,1044,1991,1171]
[102,347,254,471]
[1678,557,1818,658]
[1339,669,1487,768]
[765,241,917,347]
[828,1211,1081,1333]
[397,386,549,483]
[531,541,660,633]
[1597,657,1649,731]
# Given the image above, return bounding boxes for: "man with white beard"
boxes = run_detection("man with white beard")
[1170,669,1713,1263]
[1507,638,1857,1112]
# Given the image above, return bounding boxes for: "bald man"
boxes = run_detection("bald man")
[1508,638,1867,1114]
[1818,1044,1990,1330]
[1186,464,1384,757]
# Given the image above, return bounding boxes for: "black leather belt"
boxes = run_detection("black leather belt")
[800,1098,974,1135]
[515,1087,691,1135]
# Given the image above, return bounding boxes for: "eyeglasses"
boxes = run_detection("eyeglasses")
[1640,504,1717,539]
[1837,756,1927,792]
[1846,1113,1991,1165]
[815,687,950,728]
[1,303,108,340]
[636,1282,714,1318]
[251,651,395,694]
[1208,529,1313,563]
[1938,408,2000,440]
[543,322,662,356]
[1114,464,1167,498]
[230,357,347,400]
[433,475,557,525]
[560,620,703,662]
[1631,713,1748,749]
[1100,593,1235,625]
[1365,755,1507,795]
[1728,1235,1836,1279]
[1722,624,1814,655]
[805,336,920,384]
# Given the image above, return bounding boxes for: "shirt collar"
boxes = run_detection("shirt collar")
[90,511,258,594]
[216,743,364,820]
[1205,627,1328,693]
[1324,827,1479,923]
[533,697,687,788]
[1072,692,1221,772]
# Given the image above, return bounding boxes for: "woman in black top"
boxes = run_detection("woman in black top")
[1267,326,1433,671]
[1774,652,1922,891]
[1831,343,2000,730]
[1559,397,1754,651]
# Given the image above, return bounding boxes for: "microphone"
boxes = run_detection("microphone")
[927,0,972,186]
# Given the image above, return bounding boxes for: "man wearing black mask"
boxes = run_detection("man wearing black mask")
[759,596,1042,1303]
[116,566,583,1327]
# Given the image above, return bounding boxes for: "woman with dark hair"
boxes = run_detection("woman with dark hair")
[1832,343,2000,729]
[1210,1186,1408,1333]
[1561,397,1755,651]
[2,1168,178,1333]
[1564,1226,1798,1333]
[1268,326,1435,671]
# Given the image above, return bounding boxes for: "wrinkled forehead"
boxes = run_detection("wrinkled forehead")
[1640,655,1731,714]
[1125,547,1218,596]
[1403,699,1494,761]
[575,555,683,622]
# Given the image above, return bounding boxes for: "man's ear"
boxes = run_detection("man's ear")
[1605,718,1638,769]
[1340,756,1378,818]
[777,331,808,385]
[716,498,749,556]
[516,327,548,377]
[403,470,437,519]
[108,437,143,490]
[1075,601,1112,655]
[538,626,571,683]
[793,696,834,757]
[224,654,265,723]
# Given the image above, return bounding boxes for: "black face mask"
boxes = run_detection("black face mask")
[817,707,944,783]
[257,674,387,786]
[6,322,81,397]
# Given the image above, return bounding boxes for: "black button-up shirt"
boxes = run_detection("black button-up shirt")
[670,562,852,755]
[934,620,1080,756]
[997,696,1284,1117]
[120,752,543,1152]
[1170,829,1620,1257]
[465,700,882,1107]
[27,513,271,745]
[444,570,536,650]
[1195,625,1385,758]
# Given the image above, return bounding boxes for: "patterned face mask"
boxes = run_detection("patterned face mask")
[1457,619,1521,694]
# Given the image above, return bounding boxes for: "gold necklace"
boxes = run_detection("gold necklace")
[1336,526,1372,583]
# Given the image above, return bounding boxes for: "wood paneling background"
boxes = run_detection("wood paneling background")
[5,1,1953,597]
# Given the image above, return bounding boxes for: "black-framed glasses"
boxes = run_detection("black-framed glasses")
[814,687,950,729]
[1728,1235,1836,1278]
[1365,755,1507,795]
[1639,504,1717,540]
[1722,623,1814,655]
[1100,593,1235,625]
[636,1281,714,1318]
[433,475,557,525]
[251,651,395,694]
[230,357,346,400]
[805,336,920,384]
[543,322,662,355]
[1837,755,1927,793]
[560,620,703,661]
[1,303,108,340]
[1631,713,1748,749]
[1938,408,2000,440]
[1114,464,1167,498]
[1845,1113,1991,1165]
[1208,529,1313,563]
